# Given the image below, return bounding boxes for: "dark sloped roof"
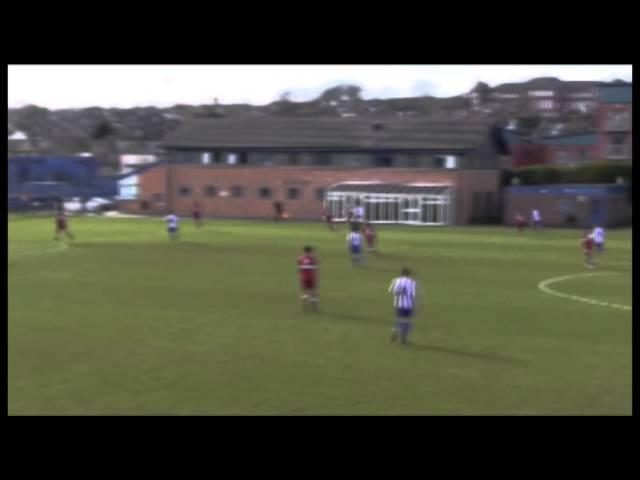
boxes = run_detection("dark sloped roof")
[161,117,495,151]
[563,81,599,90]
[492,78,601,94]
[493,77,564,93]
[116,160,166,180]
[599,84,632,103]
[327,182,452,195]
[540,132,598,146]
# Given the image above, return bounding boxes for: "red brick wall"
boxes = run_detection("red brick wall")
[456,170,503,223]
[511,144,548,167]
[118,165,502,224]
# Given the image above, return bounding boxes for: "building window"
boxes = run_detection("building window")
[445,155,457,169]
[227,153,238,165]
[287,187,301,200]
[532,100,553,110]
[606,110,630,130]
[201,153,211,165]
[151,193,164,204]
[178,186,192,197]
[314,154,332,166]
[258,187,272,199]
[529,90,554,97]
[251,154,271,166]
[231,185,245,198]
[238,152,249,165]
[315,188,325,201]
[176,152,201,163]
[117,175,139,200]
[610,133,626,145]
[408,155,422,168]
[204,185,218,197]
[374,156,393,168]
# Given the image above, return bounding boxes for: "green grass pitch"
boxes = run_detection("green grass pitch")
[8,216,632,415]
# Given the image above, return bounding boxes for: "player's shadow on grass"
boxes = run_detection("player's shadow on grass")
[317,312,525,365]
[408,343,526,366]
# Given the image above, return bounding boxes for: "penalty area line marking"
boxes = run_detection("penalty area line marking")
[537,271,631,311]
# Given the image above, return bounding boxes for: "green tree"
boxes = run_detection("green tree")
[92,121,115,140]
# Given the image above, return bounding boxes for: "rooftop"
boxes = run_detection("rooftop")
[162,116,497,151]
[327,182,452,195]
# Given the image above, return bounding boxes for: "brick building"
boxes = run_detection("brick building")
[508,81,632,166]
[117,117,509,224]
[596,81,632,161]
[465,77,600,117]
[509,132,600,167]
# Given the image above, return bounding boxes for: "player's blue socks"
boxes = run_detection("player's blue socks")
[396,321,412,344]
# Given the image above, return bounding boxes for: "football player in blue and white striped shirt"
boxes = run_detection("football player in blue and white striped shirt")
[389,268,418,345]
[592,226,605,253]
[165,213,179,240]
[347,227,364,266]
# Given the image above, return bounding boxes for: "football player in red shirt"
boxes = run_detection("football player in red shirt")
[364,223,377,253]
[54,211,74,241]
[514,212,526,232]
[297,246,319,312]
[323,207,335,231]
[192,201,203,228]
[582,230,595,269]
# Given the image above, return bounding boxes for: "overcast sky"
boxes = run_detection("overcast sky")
[8,65,632,109]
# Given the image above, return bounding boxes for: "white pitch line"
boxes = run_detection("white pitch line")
[538,271,631,311]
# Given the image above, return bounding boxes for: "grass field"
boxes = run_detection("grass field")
[8,215,632,415]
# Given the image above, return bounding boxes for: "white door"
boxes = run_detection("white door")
[404,197,421,224]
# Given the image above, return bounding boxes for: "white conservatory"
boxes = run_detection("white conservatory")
[325,182,454,226]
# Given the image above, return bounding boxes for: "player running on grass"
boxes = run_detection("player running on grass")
[389,268,418,345]
[192,202,203,228]
[165,213,180,240]
[531,208,543,231]
[54,210,75,241]
[323,207,336,231]
[297,246,319,312]
[592,225,605,253]
[347,227,364,266]
[514,212,526,232]
[364,223,377,253]
[582,230,595,269]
